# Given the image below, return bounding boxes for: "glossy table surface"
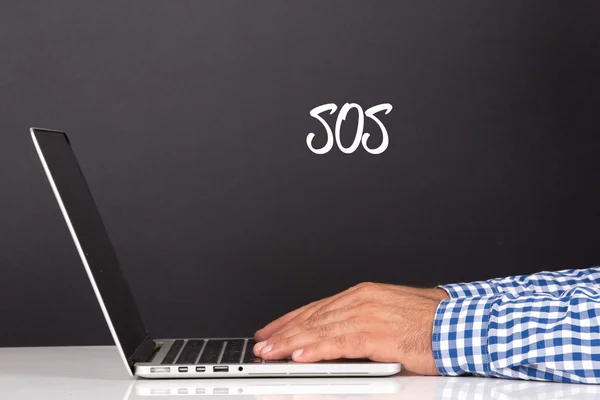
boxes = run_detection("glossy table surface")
[0,346,598,399]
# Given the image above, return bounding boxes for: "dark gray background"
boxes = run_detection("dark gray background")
[1,1,599,347]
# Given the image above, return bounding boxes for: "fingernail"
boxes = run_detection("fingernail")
[254,341,267,353]
[292,349,304,359]
[261,344,274,355]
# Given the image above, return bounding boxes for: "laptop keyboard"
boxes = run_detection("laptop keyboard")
[161,338,273,365]
[161,340,184,364]
[197,339,224,364]
[176,340,204,364]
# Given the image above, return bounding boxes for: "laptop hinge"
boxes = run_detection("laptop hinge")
[128,336,158,367]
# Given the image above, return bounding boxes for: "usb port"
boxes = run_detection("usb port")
[213,366,229,373]
[178,367,188,373]
[196,366,206,373]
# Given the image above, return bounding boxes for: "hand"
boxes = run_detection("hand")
[253,282,449,375]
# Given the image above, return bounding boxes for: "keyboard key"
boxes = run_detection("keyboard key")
[198,340,225,364]
[220,339,246,364]
[243,339,258,363]
[161,340,184,365]
[175,340,205,365]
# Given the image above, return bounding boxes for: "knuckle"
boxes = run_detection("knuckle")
[313,307,326,317]
[358,282,377,292]
[307,310,326,326]
[267,333,282,344]
[352,282,371,291]
[281,337,294,349]
[334,335,348,349]
[302,318,315,330]
[354,333,368,349]
[338,317,356,332]
[358,300,377,311]
[313,324,330,337]
[272,325,288,336]
[351,333,372,355]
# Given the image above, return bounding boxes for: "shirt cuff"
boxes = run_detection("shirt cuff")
[438,281,499,299]
[432,296,495,376]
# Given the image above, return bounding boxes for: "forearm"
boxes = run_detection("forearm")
[439,266,600,299]
[433,286,600,383]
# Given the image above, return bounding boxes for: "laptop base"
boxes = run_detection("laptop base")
[135,338,401,378]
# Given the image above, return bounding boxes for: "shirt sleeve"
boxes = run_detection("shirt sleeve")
[432,286,600,383]
[438,266,600,299]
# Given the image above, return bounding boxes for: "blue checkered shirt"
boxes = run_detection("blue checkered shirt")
[433,266,600,383]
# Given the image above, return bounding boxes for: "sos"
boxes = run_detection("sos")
[306,103,393,155]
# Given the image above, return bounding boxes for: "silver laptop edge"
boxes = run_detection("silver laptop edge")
[30,127,401,378]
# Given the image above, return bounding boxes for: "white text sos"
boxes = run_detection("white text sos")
[307,103,392,155]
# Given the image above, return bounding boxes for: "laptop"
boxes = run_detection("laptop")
[30,127,401,379]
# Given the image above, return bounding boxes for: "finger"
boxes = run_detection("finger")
[268,284,371,338]
[254,301,317,343]
[267,301,327,337]
[266,305,361,346]
[260,319,361,360]
[291,333,374,363]
[268,295,349,338]
[257,283,377,351]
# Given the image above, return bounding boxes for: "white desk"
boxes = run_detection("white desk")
[0,346,598,399]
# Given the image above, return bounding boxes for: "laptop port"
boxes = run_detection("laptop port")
[150,367,170,373]
[213,366,229,372]
[196,366,206,373]
[178,367,188,373]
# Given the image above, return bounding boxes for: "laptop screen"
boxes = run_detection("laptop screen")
[31,129,148,368]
